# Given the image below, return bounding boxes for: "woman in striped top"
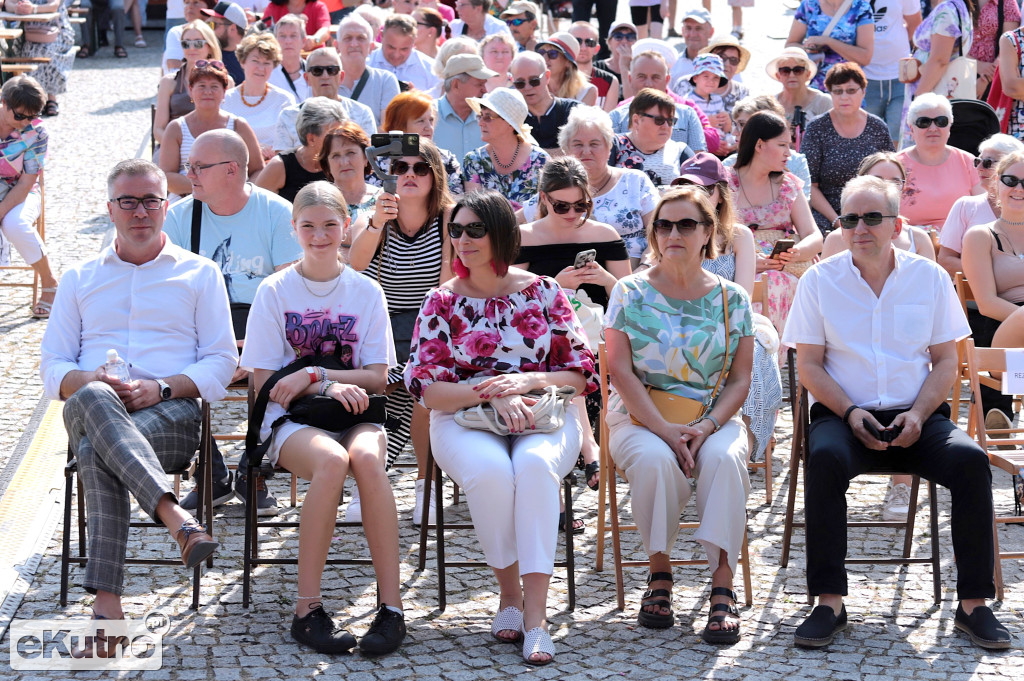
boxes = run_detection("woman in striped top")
[348,139,454,525]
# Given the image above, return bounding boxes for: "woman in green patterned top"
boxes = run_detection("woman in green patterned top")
[604,185,754,645]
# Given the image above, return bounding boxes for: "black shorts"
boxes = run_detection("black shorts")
[630,4,663,25]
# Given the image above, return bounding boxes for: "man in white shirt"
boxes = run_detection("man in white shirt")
[275,47,377,153]
[433,54,495,162]
[367,14,441,94]
[782,176,1011,651]
[164,129,301,516]
[40,160,237,625]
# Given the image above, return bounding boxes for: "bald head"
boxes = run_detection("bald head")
[193,129,249,174]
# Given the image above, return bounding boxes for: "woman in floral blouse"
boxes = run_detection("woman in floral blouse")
[404,190,596,666]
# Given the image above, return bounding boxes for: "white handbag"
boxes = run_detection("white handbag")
[454,385,578,436]
[933,1,977,99]
[567,288,604,352]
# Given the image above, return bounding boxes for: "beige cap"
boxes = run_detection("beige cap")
[443,53,499,80]
[500,1,539,18]
[466,88,538,147]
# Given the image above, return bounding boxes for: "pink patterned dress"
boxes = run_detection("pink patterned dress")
[727,169,804,339]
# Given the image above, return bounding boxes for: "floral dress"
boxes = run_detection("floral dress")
[17,0,76,96]
[403,276,597,402]
[794,0,874,90]
[461,145,551,211]
[728,169,804,340]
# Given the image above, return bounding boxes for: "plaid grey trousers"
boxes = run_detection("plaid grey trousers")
[63,381,201,596]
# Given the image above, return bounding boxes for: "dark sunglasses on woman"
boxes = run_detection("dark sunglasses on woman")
[975,157,998,169]
[913,115,949,129]
[1000,174,1024,188]
[181,39,208,49]
[777,65,806,76]
[391,160,431,176]
[652,218,704,234]
[448,221,488,239]
[536,48,563,61]
[547,197,592,214]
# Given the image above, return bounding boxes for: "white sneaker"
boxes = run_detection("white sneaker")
[413,478,436,526]
[345,486,361,523]
[881,482,912,521]
[985,409,1015,450]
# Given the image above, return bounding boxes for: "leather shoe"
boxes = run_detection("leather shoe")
[954,603,1012,650]
[175,522,218,568]
[794,604,847,648]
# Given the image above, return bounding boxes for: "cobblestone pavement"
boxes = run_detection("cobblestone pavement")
[3,4,1024,680]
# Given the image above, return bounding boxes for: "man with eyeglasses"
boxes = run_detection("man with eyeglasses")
[782,175,1011,652]
[450,0,511,42]
[510,51,577,155]
[274,47,378,153]
[202,1,248,84]
[499,1,539,52]
[367,14,441,94]
[163,129,301,517]
[40,160,237,624]
[434,54,496,162]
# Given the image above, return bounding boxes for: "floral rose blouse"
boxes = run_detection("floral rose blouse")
[403,275,598,403]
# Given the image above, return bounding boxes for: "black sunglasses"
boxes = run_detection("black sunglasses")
[448,221,488,239]
[308,64,341,77]
[777,65,807,76]
[834,211,897,229]
[652,218,704,234]
[610,31,637,42]
[913,115,949,129]
[975,157,998,169]
[547,196,592,214]
[536,48,563,61]
[1000,174,1024,188]
[9,107,38,122]
[513,76,543,89]
[714,53,741,67]
[391,160,431,177]
[638,111,676,127]
[578,37,598,48]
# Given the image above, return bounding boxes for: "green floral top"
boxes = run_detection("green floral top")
[604,273,753,416]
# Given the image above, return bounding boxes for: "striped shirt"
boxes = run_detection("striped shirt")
[362,216,444,312]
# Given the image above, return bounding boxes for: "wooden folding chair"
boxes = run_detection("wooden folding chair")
[779,384,942,604]
[964,339,1024,601]
[0,171,44,307]
[747,279,774,504]
[953,272,973,421]
[594,344,754,610]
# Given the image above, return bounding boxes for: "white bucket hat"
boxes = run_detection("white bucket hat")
[466,88,538,147]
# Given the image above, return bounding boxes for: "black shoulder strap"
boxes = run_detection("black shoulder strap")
[190,199,203,254]
[996,0,1005,57]
[992,226,1006,253]
[351,68,370,101]
[281,59,304,98]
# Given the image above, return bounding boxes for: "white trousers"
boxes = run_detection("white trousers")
[607,410,750,574]
[429,408,582,575]
[0,192,43,266]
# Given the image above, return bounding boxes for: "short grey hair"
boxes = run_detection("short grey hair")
[433,36,478,77]
[343,9,380,43]
[558,105,615,152]
[443,72,472,93]
[274,12,306,36]
[307,46,341,66]
[841,175,900,217]
[296,97,347,146]
[906,92,953,124]
[511,50,546,73]
[979,132,1024,157]
[107,159,167,199]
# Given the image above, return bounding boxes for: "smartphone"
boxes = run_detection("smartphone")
[573,249,597,269]
[769,239,795,259]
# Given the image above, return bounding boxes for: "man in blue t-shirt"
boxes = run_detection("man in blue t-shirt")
[164,129,301,517]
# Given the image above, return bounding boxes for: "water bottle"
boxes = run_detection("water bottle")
[104,349,131,384]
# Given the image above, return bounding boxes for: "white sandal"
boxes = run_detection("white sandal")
[490,606,523,643]
[32,286,57,319]
[522,626,555,665]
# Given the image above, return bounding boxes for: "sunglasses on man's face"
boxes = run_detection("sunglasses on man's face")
[610,31,637,42]
[577,37,598,48]
[834,211,897,229]
[777,65,807,76]
[975,156,998,169]
[505,17,530,26]
[547,196,592,214]
[448,221,488,239]
[391,160,431,177]
[652,218,704,235]
[1000,174,1024,189]
[181,39,208,50]
[308,64,341,77]
[512,76,543,89]
[913,115,949,129]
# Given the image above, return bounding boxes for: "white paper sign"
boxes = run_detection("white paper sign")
[1002,349,1024,395]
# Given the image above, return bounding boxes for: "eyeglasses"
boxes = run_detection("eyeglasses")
[610,31,637,42]
[547,196,592,214]
[638,111,676,127]
[578,37,598,48]
[194,59,225,70]
[512,76,542,89]
[448,221,488,239]
[714,53,741,67]
[913,115,950,129]
[183,160,232,174]
[1000,174,1024,188]
[308,64,341,77]
[536,48,563,61]
[652,218,704,235]
[975,157,999,169]
[181,39,208,50]
[505,17,531,26]
[834,211,897,229]
[391,160,432,176]
[113,196,168,211]
[830,87,862,97]
[777,65,807,76]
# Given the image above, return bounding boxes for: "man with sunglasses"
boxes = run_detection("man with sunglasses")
[273,47,378,153]
[202,1,248,84]
[569,20,619,111]
[500,1,539,53]
[511,51,578,154]
[40,160,237,624]
[782,175,1011,652]
[594,21,638,100]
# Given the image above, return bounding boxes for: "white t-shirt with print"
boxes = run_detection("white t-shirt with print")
[864,0,920,80]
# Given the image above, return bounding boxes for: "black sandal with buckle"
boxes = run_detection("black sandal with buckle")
[702,586,741,644]
[637,571,674,629]
[585,461,600,491]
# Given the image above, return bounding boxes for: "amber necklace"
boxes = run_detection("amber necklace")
[240,83,269,108]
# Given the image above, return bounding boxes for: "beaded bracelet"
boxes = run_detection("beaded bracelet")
[319,380,336,396]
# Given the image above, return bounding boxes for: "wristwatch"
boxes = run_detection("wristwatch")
[156,379,172,401]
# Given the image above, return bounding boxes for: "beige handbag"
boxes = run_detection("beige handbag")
[455,385,578,435]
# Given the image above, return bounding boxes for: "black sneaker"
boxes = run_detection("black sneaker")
[234,470,279,517]
[180,473,235,512]
[359,605,407,656]
[291,604,357,654]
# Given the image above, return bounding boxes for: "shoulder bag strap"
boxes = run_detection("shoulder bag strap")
[281,60,302,99]
[707,277,731,403]
[822,0,855,40]
[190,199,203,254]
[351,69,371,101]
[996,0,1005,57]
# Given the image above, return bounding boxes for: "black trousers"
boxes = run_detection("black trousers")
[805,402,995,601]
[572,1,616,59]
